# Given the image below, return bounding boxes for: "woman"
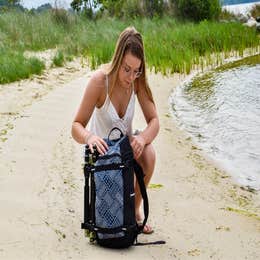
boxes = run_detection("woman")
[71,26,159,234]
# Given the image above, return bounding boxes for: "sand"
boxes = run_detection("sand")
[0,57,260,260]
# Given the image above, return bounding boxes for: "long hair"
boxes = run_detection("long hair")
[106,27,154,103]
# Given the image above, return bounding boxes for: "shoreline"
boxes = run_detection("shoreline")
[169,53,260,192]
[0,57,260,259]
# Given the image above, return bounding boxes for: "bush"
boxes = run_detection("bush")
[122,0,143,19]
[174,0,221,22]
[92,0,167,19]
[143,0,165,18]
[52,50,65,67]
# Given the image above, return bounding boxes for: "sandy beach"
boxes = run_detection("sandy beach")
[0,57,260,260]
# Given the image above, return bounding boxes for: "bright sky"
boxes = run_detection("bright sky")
[21,0,72,9]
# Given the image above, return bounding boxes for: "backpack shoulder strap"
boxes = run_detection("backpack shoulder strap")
[133,160,149,233]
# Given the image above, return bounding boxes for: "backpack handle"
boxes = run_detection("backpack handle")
[108,127,124,141]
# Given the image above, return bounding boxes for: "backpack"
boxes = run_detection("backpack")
[81,127,165,248]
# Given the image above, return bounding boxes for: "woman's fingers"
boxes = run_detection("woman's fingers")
[89,143,94,154]
[95,142,107,156]
[96,138,108,155]
[87,135,108,155]
[131,142,143,159]
[100,138,109,150]
[131,136,145,157]
[134,149,142,159]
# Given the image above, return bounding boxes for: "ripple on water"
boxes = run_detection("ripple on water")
[171,54,260,190]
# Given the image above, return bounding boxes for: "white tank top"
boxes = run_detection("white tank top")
[88,75,135,138]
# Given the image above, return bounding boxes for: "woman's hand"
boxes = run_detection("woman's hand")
[86,134,108,155]
[130,135,146,159]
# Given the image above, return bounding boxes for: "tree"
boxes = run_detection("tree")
[0,0,24,11]
[99,0,124,17]
[144,0,165,18]
[71,0,99,18]
[69,0,171,19]
[70,0,82,12]
[8,0,20,5]
[0,0,20,6]
[37,3,52,12]
[173,0,221,22]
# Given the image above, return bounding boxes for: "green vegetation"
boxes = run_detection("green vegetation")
[0,0,24,11]
[174,0,221,22]
[148,183,164,189]
[182,54,260,104]
[0,4,259,83]
[71,0,172,19]
[71,0,222,21]
[0,47,45,84]
[215,54,260,72]
[224,207,260,221]
[52,50,65,67]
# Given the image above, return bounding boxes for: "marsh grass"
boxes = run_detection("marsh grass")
[52,50,65,67]
[0,11,259,83]
[0,48,45,84]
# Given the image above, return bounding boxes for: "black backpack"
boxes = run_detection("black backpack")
[81,127,165,248]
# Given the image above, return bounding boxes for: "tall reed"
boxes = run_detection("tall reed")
[0,10,259,83]
[0,47,45,84]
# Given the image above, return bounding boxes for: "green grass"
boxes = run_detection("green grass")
[0,47,45,84]
[0,10,259,83]
[52,50,65,67]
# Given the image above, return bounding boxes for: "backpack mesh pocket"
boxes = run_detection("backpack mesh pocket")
[95,156,124,239]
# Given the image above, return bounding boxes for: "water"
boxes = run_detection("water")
[222,0,259,5]
[171,55,260,190]
[222,0,260,15]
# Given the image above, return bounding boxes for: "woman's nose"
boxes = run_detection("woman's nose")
[129,72,135,81]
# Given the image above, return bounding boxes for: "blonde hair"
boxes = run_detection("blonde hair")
[106,26,154,103]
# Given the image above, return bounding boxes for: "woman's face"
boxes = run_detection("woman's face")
[118,52,142,89]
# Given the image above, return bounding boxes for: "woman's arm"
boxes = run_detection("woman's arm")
[131,83,159,158]
[71,70,108,154]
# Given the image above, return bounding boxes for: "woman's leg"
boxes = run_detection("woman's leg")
[135,143,155,233]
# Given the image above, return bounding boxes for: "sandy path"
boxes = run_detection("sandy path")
[0,65,259,259]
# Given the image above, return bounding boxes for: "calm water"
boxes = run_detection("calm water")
[222,0,259,5]
[171,55,260,190]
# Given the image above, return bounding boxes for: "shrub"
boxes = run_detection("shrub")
[27,56,45,75]
[143,0,165,18]
[52,50,65,67]
[107,0,167,19]
[173,0,221,22]
[122,0,143,19]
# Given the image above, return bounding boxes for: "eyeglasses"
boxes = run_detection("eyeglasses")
[122,63,142,78]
